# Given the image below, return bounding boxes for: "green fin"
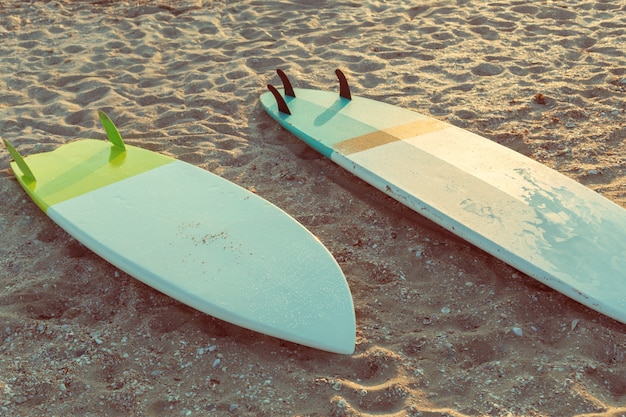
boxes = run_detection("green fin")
[3,138,36,181]
[98,110,126,151]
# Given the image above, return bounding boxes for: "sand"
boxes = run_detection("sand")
[1,0,626,416]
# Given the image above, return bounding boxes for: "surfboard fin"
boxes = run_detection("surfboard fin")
[98,110,126,151]
[276,69,295,97]
[335,69,352,100]
[2,138,36,182]
[267,84,292,115]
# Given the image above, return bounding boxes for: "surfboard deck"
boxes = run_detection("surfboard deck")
[260,69,626,324]
[2,112,356,354]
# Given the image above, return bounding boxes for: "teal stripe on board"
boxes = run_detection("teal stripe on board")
[262,90,379,158]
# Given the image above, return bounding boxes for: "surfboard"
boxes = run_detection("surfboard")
[260,69,626,324]
[2,111,356,354]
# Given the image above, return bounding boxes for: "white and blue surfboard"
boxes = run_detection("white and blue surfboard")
[260,69,626,324]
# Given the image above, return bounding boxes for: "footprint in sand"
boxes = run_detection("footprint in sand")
[327,348,416,416]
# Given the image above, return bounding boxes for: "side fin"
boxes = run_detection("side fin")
[2,138,36,181]
[335,69,352,100]
[276,69,295,97]
[98,110,126,151]
[267,84,291,115]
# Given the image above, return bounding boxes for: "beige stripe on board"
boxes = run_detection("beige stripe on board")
[333,118,448,155]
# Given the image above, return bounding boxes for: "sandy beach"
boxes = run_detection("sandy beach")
[1,0,626,415]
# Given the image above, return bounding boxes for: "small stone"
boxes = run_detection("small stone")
[534,93,547,105]
[512,327,523,337]
[440,306,451,314]
[571,319,580,331]
[335,399,348,411]
[229,403,238,412]
[14,396,27,404]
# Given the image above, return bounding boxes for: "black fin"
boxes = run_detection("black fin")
[335,69,351,100]
[267,84,291,115]
[276,69,295,97]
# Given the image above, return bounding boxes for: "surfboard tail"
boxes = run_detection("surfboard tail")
[266,68,351,115]
[2,138,36,182]
[98,111,126,151]
[3,111,125,181]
